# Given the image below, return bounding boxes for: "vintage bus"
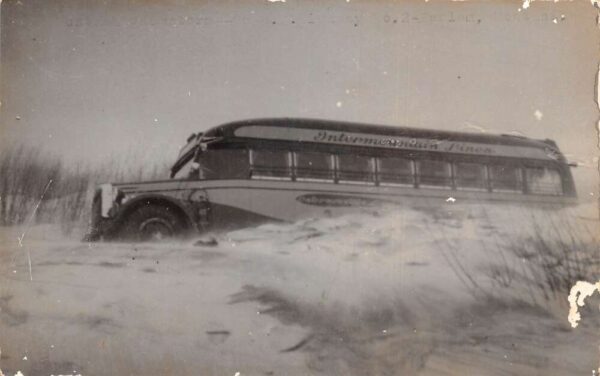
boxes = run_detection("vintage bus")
[87,118,577,241]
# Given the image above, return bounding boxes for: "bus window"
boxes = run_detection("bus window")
[489,165,523,193]
[454,162,487,190]
[526,167,563,195]
[250,150,290,179]
[377,157,414,185]
[200,149,250,180]
[337,154,374,183]
[295,152,333,180]
[417,160,452,188]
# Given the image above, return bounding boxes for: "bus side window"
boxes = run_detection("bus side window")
[454,162,487,190]
[294,152,334,180]
[250,149,291,179]
[337,154,374,183]
[377,157,414,185]
[201,149,249,180]
[525,167,563,195]
[489,165,523,193]
[417,160,452,188]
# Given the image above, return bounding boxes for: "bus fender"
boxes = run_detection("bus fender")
[116,193,197,232]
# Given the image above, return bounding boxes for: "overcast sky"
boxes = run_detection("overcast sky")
[1,0,598,195]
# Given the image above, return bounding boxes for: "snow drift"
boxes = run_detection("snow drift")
[0,202,598,375]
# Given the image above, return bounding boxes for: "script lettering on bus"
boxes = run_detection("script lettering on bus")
[313,130,496,155]
[296,194,390,207]
[445,142,494,155]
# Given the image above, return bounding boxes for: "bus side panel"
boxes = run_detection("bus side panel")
[201,180,576,226]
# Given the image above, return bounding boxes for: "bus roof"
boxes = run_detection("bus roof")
[202,118,564,161]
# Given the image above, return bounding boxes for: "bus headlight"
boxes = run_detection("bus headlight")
[100,184,120,218]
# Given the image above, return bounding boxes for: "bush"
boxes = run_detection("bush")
[437,210,600,307]
[503,216,600,302]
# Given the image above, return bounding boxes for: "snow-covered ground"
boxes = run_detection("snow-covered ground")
[0,202,599,375]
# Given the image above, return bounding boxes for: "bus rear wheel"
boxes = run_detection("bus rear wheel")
[120,205,184,242]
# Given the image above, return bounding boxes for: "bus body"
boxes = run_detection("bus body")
[87,118,577,241]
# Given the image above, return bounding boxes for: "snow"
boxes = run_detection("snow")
[0,202,598,375]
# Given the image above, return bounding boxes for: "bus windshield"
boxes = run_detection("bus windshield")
[170,144,198,178]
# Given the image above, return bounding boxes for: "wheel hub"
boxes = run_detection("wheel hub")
[139,218,174,241]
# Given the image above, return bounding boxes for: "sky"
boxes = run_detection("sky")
[1,0,599,196]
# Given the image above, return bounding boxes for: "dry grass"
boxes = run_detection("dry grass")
[0,144,168,234]
[436,211,600,308]
[501,216,600,302]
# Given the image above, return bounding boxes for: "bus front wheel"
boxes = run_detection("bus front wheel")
[120,205,184,242]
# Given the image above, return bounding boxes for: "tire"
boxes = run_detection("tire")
[119,204,185,242]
